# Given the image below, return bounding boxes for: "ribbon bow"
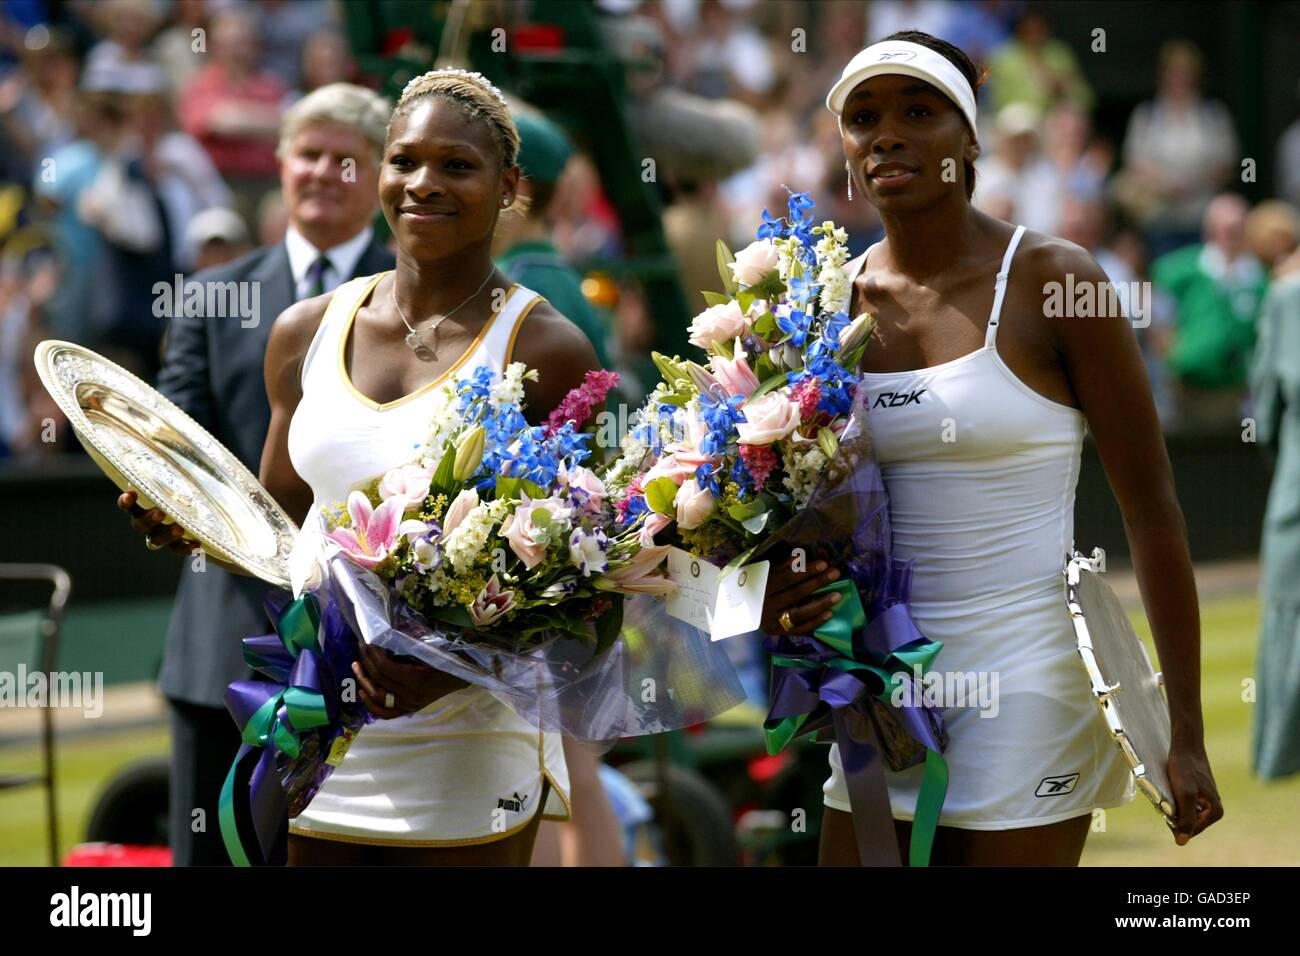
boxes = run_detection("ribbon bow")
[764,577,949,866]
[219,592,361,866]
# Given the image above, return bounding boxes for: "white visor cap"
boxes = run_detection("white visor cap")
[826,39,978,135]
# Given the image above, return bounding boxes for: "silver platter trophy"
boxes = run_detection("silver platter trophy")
[1065,547,1176,826]
[33,340,298,587]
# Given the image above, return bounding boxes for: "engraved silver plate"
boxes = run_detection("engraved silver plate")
[33,340,297,587]
[1065,548,1176,826]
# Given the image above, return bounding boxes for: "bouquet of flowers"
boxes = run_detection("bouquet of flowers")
[222,362,745,866]
[603,189,875,567]
[310,362,671,652]
[605,190,952,866]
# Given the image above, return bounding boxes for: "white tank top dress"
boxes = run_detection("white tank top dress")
[824,225,1135,830]
[285,271,571,846]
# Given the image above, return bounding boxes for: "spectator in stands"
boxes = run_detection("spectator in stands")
[1113,40,1239,260]
[185,205,250,271]
[178,7,286,228]
[495,112,614,372]
[153,0,210,97]
[1249,260,1300,782]
[986,9,1094,115]
[132,76,232,272]
[1152,193,1268,433]
[296,28,355,98]
[0,27,79,181]
[1244,200,1299,278]
[974,102,1064,236]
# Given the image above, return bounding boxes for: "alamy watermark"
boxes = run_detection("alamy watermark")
[0,666,103,717]
[152,275,261,328]
[890,665,1000,718]
[1043,274,1151,328]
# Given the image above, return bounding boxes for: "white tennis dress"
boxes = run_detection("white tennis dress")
[285,271,571,846]
[824,225,1135,829]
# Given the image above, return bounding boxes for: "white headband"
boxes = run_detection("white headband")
[826,39,978,135]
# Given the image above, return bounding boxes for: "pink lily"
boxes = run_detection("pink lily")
[470,574,516,627]
[595,544,678,596]
[326,490,429,570]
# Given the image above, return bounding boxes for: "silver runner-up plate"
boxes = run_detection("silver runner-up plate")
[1065,548,1176,826]
[33,340,297,587]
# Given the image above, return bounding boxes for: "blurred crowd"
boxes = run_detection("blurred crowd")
[2,0,1298,464]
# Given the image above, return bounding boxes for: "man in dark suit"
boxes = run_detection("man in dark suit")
[144,83,394,865]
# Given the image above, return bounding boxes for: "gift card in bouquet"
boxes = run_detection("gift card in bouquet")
[664,547,769,641]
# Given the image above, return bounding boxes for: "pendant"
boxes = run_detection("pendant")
[405,327,438,361]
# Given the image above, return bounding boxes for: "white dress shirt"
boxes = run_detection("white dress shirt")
[284,223,375,301]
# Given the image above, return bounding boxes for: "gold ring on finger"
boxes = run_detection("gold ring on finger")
[779,610,794,633]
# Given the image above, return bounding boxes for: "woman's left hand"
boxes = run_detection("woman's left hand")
[1165,741,1224,845]
[351,642,470,719]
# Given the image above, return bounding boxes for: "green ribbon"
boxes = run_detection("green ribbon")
[763,579,949,867]
[218,594,333,866]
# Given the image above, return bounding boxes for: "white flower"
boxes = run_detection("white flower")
[491,361,536,406]
[729,239,780,287]
[818,265,851,315]
[443,503,497,575]
[782,445,829,509]
[568,527,609,577]
[412,533,441,572]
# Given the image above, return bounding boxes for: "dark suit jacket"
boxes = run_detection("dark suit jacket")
[157,237,394,707]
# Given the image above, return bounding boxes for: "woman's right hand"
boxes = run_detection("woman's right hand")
[760,557,843,636]
[117,489,200,557]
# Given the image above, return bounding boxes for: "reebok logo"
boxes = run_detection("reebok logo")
[1035,772,1080,797]
[871,388,926,409]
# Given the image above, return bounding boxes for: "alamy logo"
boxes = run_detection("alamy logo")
[1035,772,1080,797]
[496,791,528,813]
[50,886,151,935]
[872,388,926,409]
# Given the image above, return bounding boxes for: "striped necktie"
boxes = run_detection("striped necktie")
[306,255,331,299]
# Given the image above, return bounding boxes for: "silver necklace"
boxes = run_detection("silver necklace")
[392,267,495,361]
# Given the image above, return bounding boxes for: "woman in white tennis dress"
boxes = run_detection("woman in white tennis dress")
[764,32,1222,865]
[284,272,571,850]
[252,70,605,864]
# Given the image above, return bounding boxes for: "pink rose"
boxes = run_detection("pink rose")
[644,449,717,487]
[712,349,761,398]
[688,301,748,351]
[736,392,801,445]
[675,478,716,530]
[442,488,480,534]
[378,464,433,512]
[729,239,780,287]
[498,494,572,570]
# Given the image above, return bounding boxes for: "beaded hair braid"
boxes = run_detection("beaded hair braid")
[389,68,520,169]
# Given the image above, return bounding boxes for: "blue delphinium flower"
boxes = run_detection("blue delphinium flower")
[457,365,495,411]
[729,455,754,496]
[696,386,746,457]
[756,208,785,240]
[776,306,813,348]
[695,461,721,497]
[786,274,820,308]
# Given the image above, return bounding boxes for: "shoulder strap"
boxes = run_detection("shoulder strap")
[300,272,386,389]
[480,283,547,371]
[985,224,1027,348]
